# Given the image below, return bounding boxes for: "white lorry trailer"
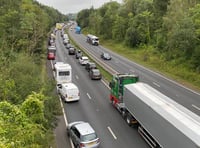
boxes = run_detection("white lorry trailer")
[123,82,200,148]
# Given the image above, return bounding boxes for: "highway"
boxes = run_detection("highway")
[68,29,200,116]
[53,30,149,148]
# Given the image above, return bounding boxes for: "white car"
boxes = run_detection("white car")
[79,56,89,65]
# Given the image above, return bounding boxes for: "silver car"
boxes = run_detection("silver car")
[67,121,100,148]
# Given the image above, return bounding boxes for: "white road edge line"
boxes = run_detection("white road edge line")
[107,126,117,140]
[51,60,74,148]
[192,104,200,111]
[87,93,92,99]
[153,82,160,87]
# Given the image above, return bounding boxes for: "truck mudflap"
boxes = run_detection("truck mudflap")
[138,126,161,148]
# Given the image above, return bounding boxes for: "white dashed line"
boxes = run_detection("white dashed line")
[75,75,79,79]
[87,93,92,99]
[129,69,135,73]
[192,104,200,111]
[153,82,160,87]
[107,126,117,140]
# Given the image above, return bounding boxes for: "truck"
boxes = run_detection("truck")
[109,74,200,148]
[54,62,72,84]
[86,34,99,46]
[75,26,81,34]
[56,23,63,30]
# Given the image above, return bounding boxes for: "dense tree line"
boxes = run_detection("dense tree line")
[0,0,66,147]
[77,0,200,73]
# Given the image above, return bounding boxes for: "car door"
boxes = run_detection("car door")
[70,126,81,146]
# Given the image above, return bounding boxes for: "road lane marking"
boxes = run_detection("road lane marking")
[192,104,200,111]
[87,93,92,99]
[129,69,135,73]
[75,75,79,79]
[107,126,117,140]
[101,79,110,89]
[153,82,160,87]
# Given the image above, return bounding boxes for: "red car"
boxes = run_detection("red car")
[47,52,55,60]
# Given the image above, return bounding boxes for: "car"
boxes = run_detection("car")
[101,52,111,60]
[85,62,96,72]
[66,43,73,49]
[75,50,83,59]
[47,52,55,60]
[79,56,89,65]
[89,68,102,80]
[63,38,70,45]
[68,47,76,55]
[67,121,100,148]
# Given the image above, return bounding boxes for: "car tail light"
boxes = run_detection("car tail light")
[79,143,85,147]
[78,92,80,96]
[65,94,67,98]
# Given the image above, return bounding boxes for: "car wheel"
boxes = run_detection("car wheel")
[67,130,70,137]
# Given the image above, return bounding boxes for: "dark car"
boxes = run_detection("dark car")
[89,68,102,80]
[68,47,76,55]
[85,62,96,72]
[75,50,83,59]
[101,52,111,60]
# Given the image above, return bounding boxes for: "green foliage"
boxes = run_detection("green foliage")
[21,92,46,124]
[0,0,65,147]
[77,0,200,88]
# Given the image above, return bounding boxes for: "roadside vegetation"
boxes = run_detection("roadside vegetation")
[77,0,200,91]
[0,0,66,147]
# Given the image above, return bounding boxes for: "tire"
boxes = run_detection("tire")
[126,114,132,126]
[122,110,126,118]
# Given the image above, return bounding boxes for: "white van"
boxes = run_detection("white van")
[63,34,68,40]
[54,62,72,84]
[57,83,80,102]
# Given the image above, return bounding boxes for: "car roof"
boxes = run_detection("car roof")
[88,62,95,65]
[75,122,95,135]
[82,56,88,60]
[62,83,77,89]
[92,68,100,72]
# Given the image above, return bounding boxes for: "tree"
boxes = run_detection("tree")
[21,92,46,124]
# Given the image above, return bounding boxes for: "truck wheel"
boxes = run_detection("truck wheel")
[122,110,126,119]
[126,114,132,126]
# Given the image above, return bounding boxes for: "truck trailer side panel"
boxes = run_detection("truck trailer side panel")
[124,83,200,148]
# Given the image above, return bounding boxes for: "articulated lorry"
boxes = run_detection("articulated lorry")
[109,74,200,148]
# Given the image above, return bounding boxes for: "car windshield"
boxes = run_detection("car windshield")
[93,70,100,75]
[82,133,97,142]
[104,53,109,57]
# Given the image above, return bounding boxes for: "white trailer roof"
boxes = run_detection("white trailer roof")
[54,62,71,70]
[126,82,200,147]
